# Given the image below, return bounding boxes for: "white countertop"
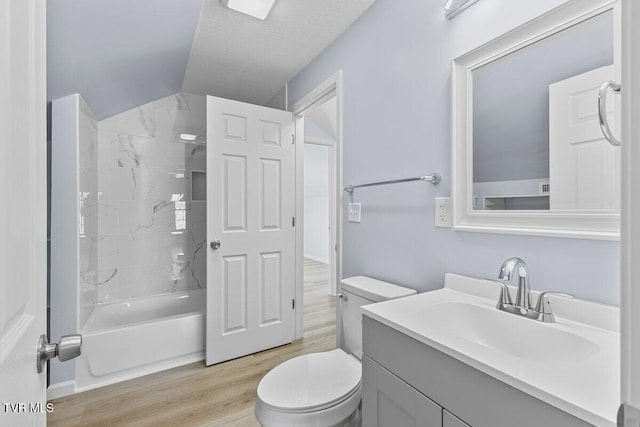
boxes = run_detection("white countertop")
[361,273,620,427]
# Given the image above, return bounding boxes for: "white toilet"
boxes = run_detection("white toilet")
[255,276,416,427]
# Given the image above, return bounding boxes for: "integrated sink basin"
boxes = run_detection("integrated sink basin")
[361,273,620,427]
[421,301,599,364]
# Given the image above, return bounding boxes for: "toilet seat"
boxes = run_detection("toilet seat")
[255,349,362,426]
[257,349,361,412]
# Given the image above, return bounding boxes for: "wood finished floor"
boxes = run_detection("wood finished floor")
[48,259,334,427]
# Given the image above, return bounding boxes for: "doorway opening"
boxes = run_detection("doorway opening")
[302,133,337,338]
[293,72,343,340]
[303,135,334,289]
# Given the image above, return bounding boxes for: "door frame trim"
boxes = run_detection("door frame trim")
[292,71,343,340]
[621,0,640,416]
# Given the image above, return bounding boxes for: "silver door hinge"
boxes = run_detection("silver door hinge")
[292,299,295,309]
[292,217,296,227]
[292,135,295,144]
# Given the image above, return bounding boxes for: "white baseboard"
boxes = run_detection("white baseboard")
[47,380,76,400]
[304,253,328,264]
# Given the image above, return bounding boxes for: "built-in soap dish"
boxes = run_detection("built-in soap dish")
[192,171,206,201]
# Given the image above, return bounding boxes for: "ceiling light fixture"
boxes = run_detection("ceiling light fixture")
[221,0,277,20]
[442,0,479,19]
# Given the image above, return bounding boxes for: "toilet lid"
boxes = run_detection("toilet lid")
[257,349,362,413]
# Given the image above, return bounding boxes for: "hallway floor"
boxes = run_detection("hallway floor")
[48,259,335,427]
[303,257,329,288]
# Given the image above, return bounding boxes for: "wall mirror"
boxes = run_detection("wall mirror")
[451,0,620,240]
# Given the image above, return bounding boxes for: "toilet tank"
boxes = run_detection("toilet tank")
[339,276,416,360]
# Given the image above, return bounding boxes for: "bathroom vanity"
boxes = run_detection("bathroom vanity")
[361,274,619,427]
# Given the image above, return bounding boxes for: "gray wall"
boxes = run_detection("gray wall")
[50,94,99,385]
[473,10,614,183]
[47,0,203,120]
[50,95,79,386]
[288,0,620,305]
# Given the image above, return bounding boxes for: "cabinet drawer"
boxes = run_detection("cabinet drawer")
[363,355,442,427]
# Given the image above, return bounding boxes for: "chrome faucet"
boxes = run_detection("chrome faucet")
[498,257,533,310]
[488,257,573,323]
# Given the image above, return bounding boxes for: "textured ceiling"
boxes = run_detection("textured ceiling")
[47,0,375,120]
[182,0,376,105]
[47,0,204,120]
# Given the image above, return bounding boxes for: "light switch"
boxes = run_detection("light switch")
[348,203,361,223]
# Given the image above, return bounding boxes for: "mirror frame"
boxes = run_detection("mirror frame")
[451,0,620,240]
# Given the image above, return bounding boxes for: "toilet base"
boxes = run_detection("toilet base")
[340,405,361,427]
[254,390,361,427]
[256,404,360,427]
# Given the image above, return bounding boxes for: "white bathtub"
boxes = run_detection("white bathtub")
[75,289,206,392]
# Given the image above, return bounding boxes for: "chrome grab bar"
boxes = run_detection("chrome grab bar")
[598,80,621,146]
[344,173,441,193]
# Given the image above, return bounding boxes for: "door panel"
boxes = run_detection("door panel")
[223,155,247,231]
[261,120,282,147]
[206,96,295,365]
[260,252,282,325]
[0,0,47,425]
[260,158,281,230]
[222,255,247,334]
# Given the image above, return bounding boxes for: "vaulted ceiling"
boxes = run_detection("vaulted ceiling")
[47,0,375,120]
[47,0,204,120]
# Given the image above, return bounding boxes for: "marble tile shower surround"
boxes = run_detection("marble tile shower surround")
[86,94,207,307]
[78,96,99,329]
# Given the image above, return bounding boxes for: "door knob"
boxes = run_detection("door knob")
[210,240,221,250]
[37,334,82,373]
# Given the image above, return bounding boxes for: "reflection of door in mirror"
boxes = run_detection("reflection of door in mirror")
[471,10,616,211]
[549,65,620,211]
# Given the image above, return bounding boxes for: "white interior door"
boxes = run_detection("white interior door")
[549,65,621,211]
[0,0,48,425]
[206,96,296,365]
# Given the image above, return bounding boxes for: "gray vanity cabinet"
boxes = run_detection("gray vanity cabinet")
[361,316,591,427]
[362,353,471,427]
[362,355,442,426]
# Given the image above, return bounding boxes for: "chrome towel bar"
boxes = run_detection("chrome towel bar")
[598,80,621,146]
[344,173,441,193]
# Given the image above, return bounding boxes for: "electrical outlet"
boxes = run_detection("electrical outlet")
[435,197,452,228]
[348,203,361,223]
